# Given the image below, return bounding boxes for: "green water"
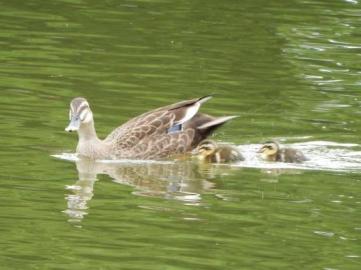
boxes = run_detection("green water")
[1,0,361,269]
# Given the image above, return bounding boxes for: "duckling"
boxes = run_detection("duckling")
[195,140,244,163]
[258,141,306,163]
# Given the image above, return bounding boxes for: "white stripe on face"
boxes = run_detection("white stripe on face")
[79,109,88,121]
[76,101,89,113]
[83,110,93,123]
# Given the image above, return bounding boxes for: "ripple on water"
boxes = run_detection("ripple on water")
[54,140,361,173]
[314,231,335,237]
[235,140,361,172]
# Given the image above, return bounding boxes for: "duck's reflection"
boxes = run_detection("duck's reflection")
[63,159,98,223]
[64,158,228,223]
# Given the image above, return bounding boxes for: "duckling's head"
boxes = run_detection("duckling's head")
[195,140,217,160]
[65,97,94,132]
[258,141,279,158]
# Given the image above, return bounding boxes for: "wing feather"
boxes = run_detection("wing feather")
[101,96,237,160]
[116,128,195,159]
[105,97,209,154]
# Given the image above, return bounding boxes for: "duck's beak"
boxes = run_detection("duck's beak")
[65,116,80,132]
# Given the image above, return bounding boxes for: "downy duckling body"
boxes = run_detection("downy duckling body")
[258,141,306,163]
[65,96,237,160]
[195,140,244,163]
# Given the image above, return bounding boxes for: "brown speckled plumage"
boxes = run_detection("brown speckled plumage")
[66,96,237,160]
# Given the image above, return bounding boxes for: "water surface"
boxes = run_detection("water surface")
[1,0,361,269]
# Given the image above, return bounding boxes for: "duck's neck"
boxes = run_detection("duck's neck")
[76,121,107,159]
[78,121,99,141]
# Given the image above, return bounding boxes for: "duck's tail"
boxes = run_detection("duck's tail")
[197,115,238,130]
[186,113,238,148]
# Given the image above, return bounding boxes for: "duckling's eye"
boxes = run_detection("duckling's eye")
[266,145,273,149]
[200,146,211,151]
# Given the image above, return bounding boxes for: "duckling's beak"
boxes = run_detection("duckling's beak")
[65,116,81,132]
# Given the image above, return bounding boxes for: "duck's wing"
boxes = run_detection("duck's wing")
[117,128,196,159]
[115,113,237,160]
[104,96,212,150]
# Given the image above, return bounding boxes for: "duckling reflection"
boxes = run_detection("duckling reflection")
[258,141,306,163]
[64,158,216,223]
[195,140,244,163]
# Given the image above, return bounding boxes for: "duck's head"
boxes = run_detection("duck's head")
[65,97,94,132]
[195,140,217,160]
[258,141,279,158]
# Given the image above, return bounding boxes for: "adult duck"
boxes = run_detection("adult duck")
[65,96,237,160]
